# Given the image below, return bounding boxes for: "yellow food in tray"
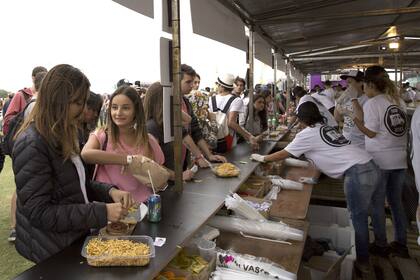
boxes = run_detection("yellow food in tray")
[212,163,240,177]
[85,238,151,266]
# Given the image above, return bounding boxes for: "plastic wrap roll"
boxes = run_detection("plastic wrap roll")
[225,194,266,221]
[284,158,309,168]
[211,267,278,280]
[207,216,303,241]
[271,178,303,191]
[264,185,281,200]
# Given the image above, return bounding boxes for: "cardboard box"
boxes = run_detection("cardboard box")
[157,268,193,280]
[306,224,355,280]
[307,205,351,228]
[165,247,216,280]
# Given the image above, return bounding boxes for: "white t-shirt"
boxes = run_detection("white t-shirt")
[208,94,244,114]
[284,124,372,178]
[209,94,244,146]
[297,95,338,127]
[410,106,420,200]
[363,94,407,170]
[349,94,368,147]
[312,88,335,110]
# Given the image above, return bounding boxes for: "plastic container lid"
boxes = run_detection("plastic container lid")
[81,235,155,267]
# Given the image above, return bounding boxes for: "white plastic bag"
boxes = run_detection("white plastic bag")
[225,194,266,221]
[207,216,303,241]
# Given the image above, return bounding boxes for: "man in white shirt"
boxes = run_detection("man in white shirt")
[312,80,335,114]
[293,86,338,128]
[209,73,258,152]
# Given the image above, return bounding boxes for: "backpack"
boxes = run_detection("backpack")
[211,95,237,153]
[1,99,35,156]
[211,95,237,139]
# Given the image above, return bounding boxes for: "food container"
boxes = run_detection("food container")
[197,239,216,262]
[211,163,240,178]
[81,235,155,267]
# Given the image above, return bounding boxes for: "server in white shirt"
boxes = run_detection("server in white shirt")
[251,101,380,273]
[410,106,420,246]
[312,80,335,114]
[335,70,368,148]
[209,74,258,153]
[293,86,338,128]
[353,65,409,258]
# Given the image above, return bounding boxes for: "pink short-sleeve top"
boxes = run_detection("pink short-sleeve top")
[93,130,165,203]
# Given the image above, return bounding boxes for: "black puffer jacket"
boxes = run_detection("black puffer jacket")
[12,125,113,263]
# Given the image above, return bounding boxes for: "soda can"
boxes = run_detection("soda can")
[148,194,162,223]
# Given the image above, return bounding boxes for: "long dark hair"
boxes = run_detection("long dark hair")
[253,94,268,131]
[297,101,325,126]
[107,85,149,151]
[364,65,401,106]
[16,64,90,160]
[143,82,164,131]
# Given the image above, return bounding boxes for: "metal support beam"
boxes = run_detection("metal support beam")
[171,0,183,193]
[216,0,284,56]
[257,6,420,24]
[395,54,398,84]
[248,26,254,132]
[291,51,420,61]
[400,53,404,88]
[273,52,278,115]
[253,0,354,20]
[285,61,291,113]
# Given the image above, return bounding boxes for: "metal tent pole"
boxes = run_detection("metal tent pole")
[394,54,398,85]
[273,51,278,115]
[248,26,254,132]
[172,0,183,192]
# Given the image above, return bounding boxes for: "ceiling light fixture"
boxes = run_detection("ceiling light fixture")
[389,41,399,49]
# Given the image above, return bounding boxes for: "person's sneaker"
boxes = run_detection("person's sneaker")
[390,241,410,258]
[8,229,16,242]
[368,242,390,257]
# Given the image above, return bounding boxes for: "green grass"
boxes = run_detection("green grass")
[0,157,34,280]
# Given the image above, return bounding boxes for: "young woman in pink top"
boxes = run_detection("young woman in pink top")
[82,85,165,203]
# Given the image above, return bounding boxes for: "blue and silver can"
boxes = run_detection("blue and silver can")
[148,194,162,223]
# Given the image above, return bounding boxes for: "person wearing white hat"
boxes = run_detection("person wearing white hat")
[209,73,258,153]
[335,70,368,148]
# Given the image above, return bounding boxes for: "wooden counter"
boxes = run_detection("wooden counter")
[13,134,288,280]
[269,164,319,220]
[216,218,309,274]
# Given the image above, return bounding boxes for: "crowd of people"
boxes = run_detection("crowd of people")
[0,63,419,273]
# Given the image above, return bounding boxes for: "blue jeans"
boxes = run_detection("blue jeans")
[344,160,380,261]
[371,169,407,246]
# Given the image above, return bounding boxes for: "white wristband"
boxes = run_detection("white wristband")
[126,155,133,165]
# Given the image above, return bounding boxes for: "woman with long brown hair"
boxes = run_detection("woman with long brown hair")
[353,65,409,258]
[82,85,165,203]
[12,64,132,263]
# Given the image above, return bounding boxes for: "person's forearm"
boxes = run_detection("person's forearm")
[197,139,212,159]
[334,108,343,123]
[353,118,376,138]
[81,149,128,165]
[351,100,363,121]
[182,135,203,157]
[229,120,252,141]
[264,150,290,162]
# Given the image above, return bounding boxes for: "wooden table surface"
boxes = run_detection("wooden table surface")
[216,217,309,274]
[269,163,319,220]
